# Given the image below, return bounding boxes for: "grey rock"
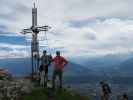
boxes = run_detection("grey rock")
[0,78,33,100]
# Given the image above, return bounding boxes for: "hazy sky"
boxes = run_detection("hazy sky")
[0,0,132,58]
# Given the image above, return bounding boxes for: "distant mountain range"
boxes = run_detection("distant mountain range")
[71,53,133,76]
[0,58,31,76]
[0,53,133,77]
[0,57,94,77]
[64,62,98,76]
[114,57,133,76]
[75,54,132,69]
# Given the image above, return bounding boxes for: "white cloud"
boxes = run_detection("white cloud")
[0,0,131,32]
[0,43,30,59]
[0,0,133,58]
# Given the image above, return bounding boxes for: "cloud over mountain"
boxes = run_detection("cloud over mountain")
[0,0,133,58]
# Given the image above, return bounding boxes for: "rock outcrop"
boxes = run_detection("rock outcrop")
[0,78,33,100]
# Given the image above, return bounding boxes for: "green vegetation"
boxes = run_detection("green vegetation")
[20,87,90,100]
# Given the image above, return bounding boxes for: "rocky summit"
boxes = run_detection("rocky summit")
[0,78,33,100]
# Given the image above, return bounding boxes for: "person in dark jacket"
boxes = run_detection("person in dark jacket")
[121,93,128,100]
[39,50,52,87]
[100,81,112,100]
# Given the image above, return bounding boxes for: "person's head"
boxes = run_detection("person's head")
[56,51,60,56]
[100,80,106,85]
[123,93,128,98]
[43,50,47,55]
[49,54,52,58]
[100,81,104,85]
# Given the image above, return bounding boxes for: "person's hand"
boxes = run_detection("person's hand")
[63,63,67,66]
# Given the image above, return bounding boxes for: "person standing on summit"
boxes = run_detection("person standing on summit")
[100,81,112,100]
[39,50,52,87]
[121,93,128,100]
[52,51,68,89]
